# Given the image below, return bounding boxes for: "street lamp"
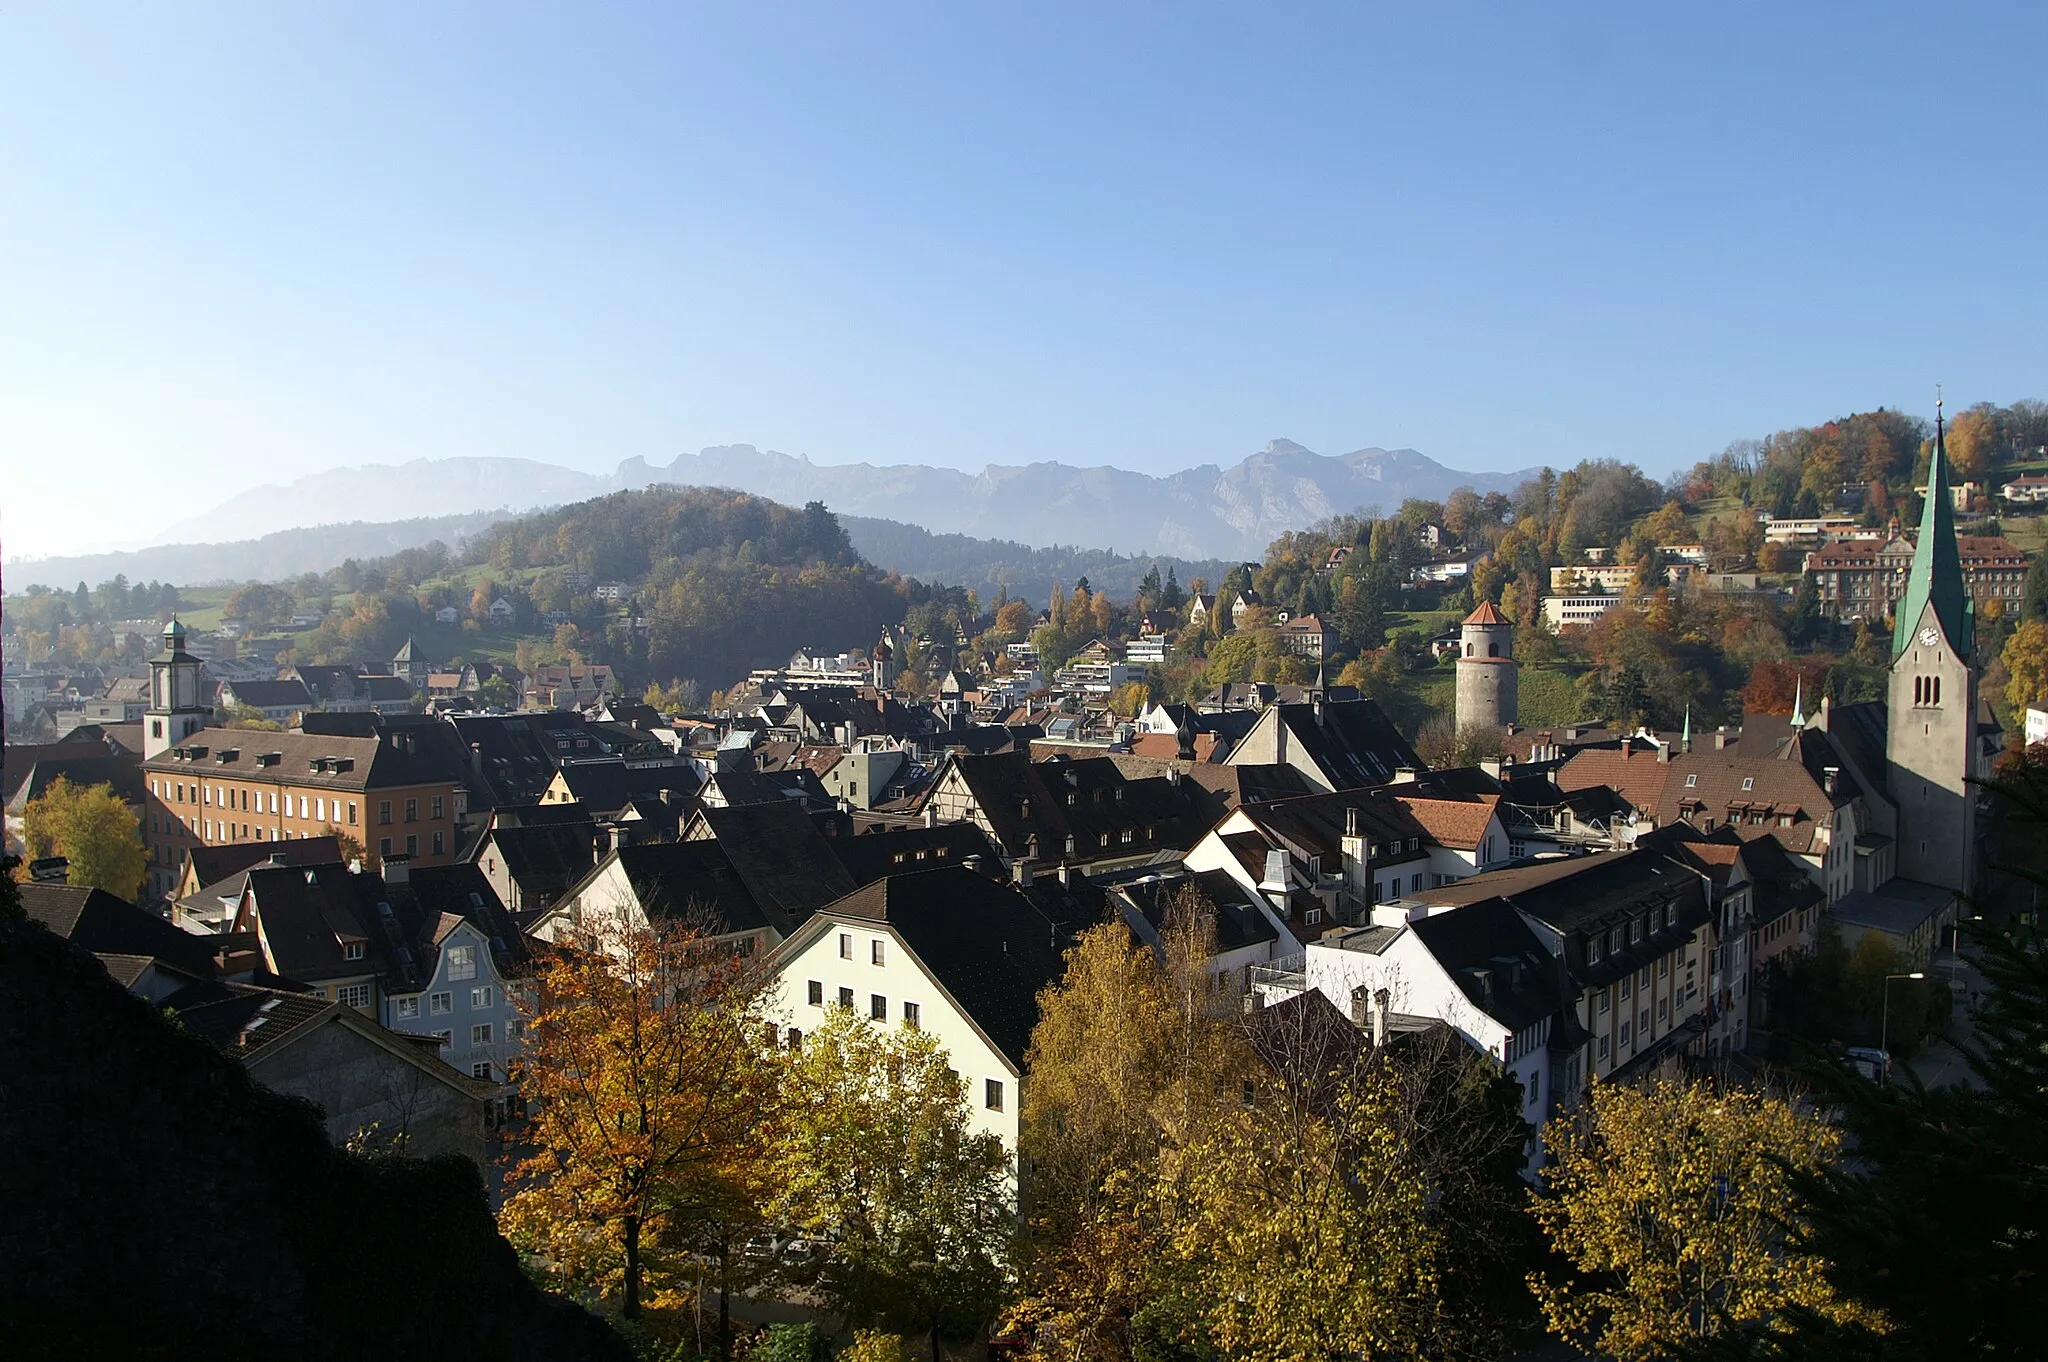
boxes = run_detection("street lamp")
[1881,972,1926,1060]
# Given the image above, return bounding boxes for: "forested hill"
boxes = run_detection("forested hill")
[840,514,1238,608]
[464,487,913,688]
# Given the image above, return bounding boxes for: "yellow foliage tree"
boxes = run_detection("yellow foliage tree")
[499,920,777,1321]
[1156,1030,1444,1360]
[22,777,147,899]
[2003,619,2048,719]
[1945,407,1998,482]
[1529,1079,1879,1360]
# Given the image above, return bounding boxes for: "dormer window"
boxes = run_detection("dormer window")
[343,942,364,962]
[1586,937,1603,964]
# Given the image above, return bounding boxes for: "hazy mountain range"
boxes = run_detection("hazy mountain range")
[153,440,1534,557]
[9,440,1541,590]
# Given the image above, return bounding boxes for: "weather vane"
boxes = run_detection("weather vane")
[1936,380,1943,412]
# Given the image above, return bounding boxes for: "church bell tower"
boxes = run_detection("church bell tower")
[144,618,210,759]
[1885,401,1979,897]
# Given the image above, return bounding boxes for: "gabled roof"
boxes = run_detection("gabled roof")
[603,840,774,936]
[20,882,219,979]
[828,822,1002,887]
[817,867,1069,1067]
[690,802,858,930]
[1462,600,1511,626]
[1396,794,1502,851]
[3,751,147,813]
[186,836,344,894]
[479,822,599,899]
[1407,897,1570,1032]
[220,678,313,709]
[1265,700,1425,789]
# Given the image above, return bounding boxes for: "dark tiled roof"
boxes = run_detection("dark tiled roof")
[4,752,148,813]
[1408,898,1571,1032]
[821,866,1068,1066]
[1117,870,1279,953]
[19,882,219,979]
[221,678,313,709]
[704,767,829,810]
[608,840,773,936]
[691,802,858,930]
[157,980,338,1062]
[1270,700,1424,788]
[186,836,344,894]
[829,823,1002,887]
[143,726,462,794]
[479,823,599,902]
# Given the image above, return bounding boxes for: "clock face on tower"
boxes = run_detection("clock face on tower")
[1920,627,1940,648]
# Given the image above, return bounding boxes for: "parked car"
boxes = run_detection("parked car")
[782,1237,825,1268]
[742,1231,785,1262]
[1843,1046,1892,1085]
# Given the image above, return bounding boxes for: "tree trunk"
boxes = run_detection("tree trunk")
[718,1243,733,1362]
[622,1214,642,1319]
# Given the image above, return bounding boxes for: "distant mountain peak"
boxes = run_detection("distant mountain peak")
[152,439,1543,562]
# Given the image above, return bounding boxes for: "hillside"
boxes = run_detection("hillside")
[460,488,910,689]
[116,438,1541,564]
[839,515,1238,606]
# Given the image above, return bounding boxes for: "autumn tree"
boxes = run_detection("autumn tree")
[1013,909,1245,1359]
[22,778,147,899]
[2002,619,2048,720]
[771,1007,1013,1360]
[500,920,778,1323]
[1529,1079,1874,1361]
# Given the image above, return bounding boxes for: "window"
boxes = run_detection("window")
[838,986,855,1009]
[405,834,418,857]
[472,985,495,1009]
[404,798,419,823]
[379,837,392,856]
[430,992,452,1015]
[269,792,278,814]
[870,994,888,1021]
[378,800,392,825]
[337,984,371,1009]
[1659,956,1670,978]
[1658,998,1669,1021]
[395,997,420,1020]
[447,944,476,981]
[807,980,824,1006]
[1741,777,1755,792]
[315,797,327,821]
[1621,1021,1632,1045]
[1597,990,1610,1014]
[433,830,445,855]
[839,933,853,960]
[1599,1034,1610,1060]
[1587,937,1603,965]
[1407,837,1418,851]
[1630,917,1644,944]
[431,795,444,820]
[472,1023,494,1045]
[786,1027,803,1050]
[471,1062,493,1080]
[985,1079,1005,1112]
[903,1001,920,1028]
[343,942,364,961]
[871,939,886,966]
[1685,774,1698,788]
[1411,873,1423,893]
[347,801,357,825]
[1621,976,1632,1001]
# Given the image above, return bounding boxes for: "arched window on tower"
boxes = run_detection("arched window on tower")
[1464,643,1472,657]
[1488,642,1499,658]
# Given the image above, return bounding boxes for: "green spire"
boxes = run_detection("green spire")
[1892,402,1973,658]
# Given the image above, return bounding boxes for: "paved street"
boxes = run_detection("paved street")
[1904,949,1988,1092]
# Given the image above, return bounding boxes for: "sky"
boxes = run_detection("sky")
[5,2,2048,561]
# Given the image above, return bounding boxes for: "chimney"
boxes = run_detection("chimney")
[608,823,629,853]
[1656,741,1671,764]
[924,805,938,828]
[1372,987,1390,1050]
[1714,728,1729,751]
[1479,756,1505,780]
[1260,849,1290,892]
[1058,863,1072,889]
[1392,767,1418,784]
[1013,858,1034,888]
[1349,984,1371,1029]
[469,742,484,774]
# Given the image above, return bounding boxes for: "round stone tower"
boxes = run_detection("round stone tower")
[1455,600,1518,732]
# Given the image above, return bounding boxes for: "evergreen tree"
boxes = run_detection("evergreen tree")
[1161,567,1185,611]
[1693,761,2048,1360]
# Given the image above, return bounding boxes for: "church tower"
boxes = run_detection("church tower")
[1456,600,1519,732]
[1886,403,1979,896]
[144,618,210,759]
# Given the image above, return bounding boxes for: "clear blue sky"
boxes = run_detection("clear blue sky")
[5,2,2047,559]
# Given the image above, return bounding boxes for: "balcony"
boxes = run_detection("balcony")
[1248,952,1307,997]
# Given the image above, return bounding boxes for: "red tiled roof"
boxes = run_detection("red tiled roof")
[1463,600,1510,626]
[1393,793,1500,851]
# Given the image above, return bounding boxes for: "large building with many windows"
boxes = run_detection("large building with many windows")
[1804,531,2027,624]
[141,727,464,899]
